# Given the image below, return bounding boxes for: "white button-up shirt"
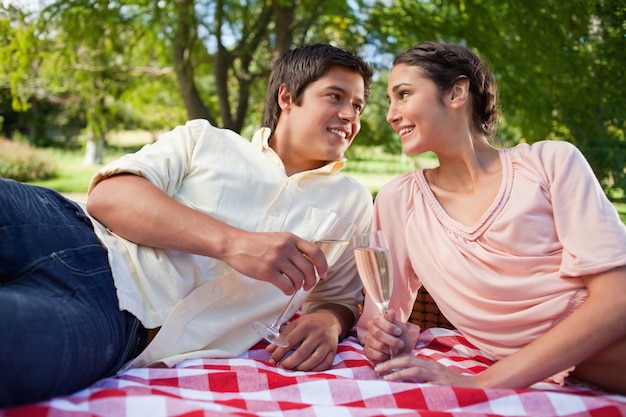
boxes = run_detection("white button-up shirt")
[84,119,373,368]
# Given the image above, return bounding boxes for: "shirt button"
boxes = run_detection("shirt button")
[213,285,222,293]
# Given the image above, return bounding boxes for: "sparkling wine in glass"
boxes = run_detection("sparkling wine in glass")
[253,213,356,347]
[353,230,395,357]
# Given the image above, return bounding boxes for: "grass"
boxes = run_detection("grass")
[29,130,152,193]
[29,148,105,193]
[343,146,439,194]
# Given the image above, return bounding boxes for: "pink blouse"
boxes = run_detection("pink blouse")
[357,140,626,359]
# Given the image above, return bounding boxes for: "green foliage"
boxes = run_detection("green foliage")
[357,74,402,153]
[359,0,625,200]
[0,138,57,182]
[0,0,623,199]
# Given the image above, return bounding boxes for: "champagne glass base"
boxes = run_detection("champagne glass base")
[253,321,289,348]
[375,350,403,378]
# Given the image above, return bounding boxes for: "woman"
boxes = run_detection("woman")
[357,41,626,394]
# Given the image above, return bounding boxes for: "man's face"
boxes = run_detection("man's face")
[272,66,366,175]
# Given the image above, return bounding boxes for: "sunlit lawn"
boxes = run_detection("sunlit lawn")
[30,148,103,193]
[30,131,152,194]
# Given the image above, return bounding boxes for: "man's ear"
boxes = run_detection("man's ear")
[278,83,294,112]
[449,77,469,109]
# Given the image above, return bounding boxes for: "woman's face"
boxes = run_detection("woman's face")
[386,64,451,155]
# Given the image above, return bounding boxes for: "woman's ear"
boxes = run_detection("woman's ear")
[277,83,293,112]
[449,77,470,109]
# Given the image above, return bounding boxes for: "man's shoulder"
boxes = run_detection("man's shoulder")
[184,119,242,138]
[173,119,255,151]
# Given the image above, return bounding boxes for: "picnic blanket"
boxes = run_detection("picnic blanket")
[2,327,625,417]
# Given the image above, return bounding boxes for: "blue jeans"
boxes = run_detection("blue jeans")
[0,179,146,407]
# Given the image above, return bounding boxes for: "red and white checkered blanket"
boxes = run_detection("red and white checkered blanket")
[2,328,625,417]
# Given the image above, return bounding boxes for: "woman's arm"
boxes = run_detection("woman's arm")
[475,265,626,389]
[376,266,626,391]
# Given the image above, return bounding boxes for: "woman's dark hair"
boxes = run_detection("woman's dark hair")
[394,42,499,138]
[262,44,373,132]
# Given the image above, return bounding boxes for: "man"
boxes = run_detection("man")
[0,44,374,406]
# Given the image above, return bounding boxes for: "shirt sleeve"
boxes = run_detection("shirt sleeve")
[88,120,209,195]
[533,141,626,276]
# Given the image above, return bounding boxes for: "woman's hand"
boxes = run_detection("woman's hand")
[363,309,420,364]
[374,355,479,387]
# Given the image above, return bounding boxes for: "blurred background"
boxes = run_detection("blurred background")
[0,0,624,219]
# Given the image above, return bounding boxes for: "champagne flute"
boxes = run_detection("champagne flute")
[353,230,396,358]
[253,212,356,347]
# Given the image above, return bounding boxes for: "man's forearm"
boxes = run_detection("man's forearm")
[87,173,234,257]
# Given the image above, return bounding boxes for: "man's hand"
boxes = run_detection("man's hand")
[222,231,327,295]
[265,310,344,371]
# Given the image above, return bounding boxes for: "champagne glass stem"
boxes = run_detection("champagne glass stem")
[253,212,354,348]
[265,285,306,334]
[380,305,395,359]
[253,270,322,348]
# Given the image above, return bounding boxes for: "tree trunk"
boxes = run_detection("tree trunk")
[272,0,296,60]
[82,130,103,166]
[172,0,213,123]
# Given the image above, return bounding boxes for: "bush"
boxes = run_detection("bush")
[0,138,57,182]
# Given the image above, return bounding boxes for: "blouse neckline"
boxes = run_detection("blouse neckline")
[413,149,513,241]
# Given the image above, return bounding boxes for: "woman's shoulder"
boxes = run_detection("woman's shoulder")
[509,140,585,172]
[510,140,579,160]
[374,170,428,217]
[507,140,596,193]
[376,170,422,198]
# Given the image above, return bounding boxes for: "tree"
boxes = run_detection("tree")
[36,1,173,164]
[161,0,367,132]
[359,0,625,197]
[4,0,366,162]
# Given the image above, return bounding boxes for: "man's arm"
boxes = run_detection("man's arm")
[311,303,357,341]
[86,173,327,294]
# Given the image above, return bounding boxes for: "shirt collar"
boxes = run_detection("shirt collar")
[251,128,346,175]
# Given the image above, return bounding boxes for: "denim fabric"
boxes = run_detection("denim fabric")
[0,179,144,407]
